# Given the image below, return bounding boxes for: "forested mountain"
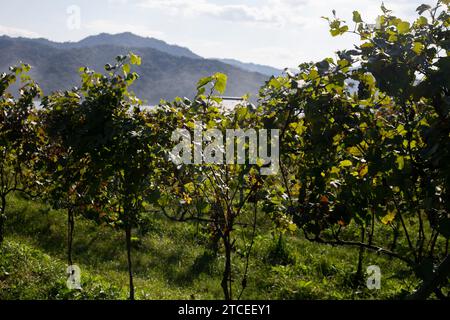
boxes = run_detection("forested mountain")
[0,33,268,104]
[33,32,201,59]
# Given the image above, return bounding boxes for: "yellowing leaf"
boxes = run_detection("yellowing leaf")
[182,193,192,205]
[339,160,353,168]
[256,158,266,167]
[412,42,425,54]
[288,222,297,233]
[331,166,340,174]
[292,182,302,194]
[309,69,319,80]
[396,155,405,170]
[359,164,369,177]
[397,124,407,136]
[388,34,398,42]
[397,21,410,34]
[122,63,130,75]
[381,209,397,224]
[347,146,362,156]
[184,182,195,193]
[320,195,329,204]
[129,52,141,65]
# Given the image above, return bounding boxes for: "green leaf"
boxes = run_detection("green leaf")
[213,73,227,94]
[352,11,362,23]
[416,4,431,15]
[341,25,349,33]
[197,76,213,90]
[360,42,374,49]
[331,25,349,37]
[416,16,428,27]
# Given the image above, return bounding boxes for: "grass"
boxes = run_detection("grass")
[0,193,422,300]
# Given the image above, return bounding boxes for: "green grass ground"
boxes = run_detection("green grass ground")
[0,193,421,300]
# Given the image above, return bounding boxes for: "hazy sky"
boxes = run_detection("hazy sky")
[0,0,428,68]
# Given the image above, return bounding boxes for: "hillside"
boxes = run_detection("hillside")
[0,194,414,300]
[0,34,268,104]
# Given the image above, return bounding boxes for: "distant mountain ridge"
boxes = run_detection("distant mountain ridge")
[0,33,269,104]
[2,32,200,59]
[214,58,282,77]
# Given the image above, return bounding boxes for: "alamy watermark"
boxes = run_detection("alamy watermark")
[66,265,82,290]
[66,5,81,30]
[169,121,280,175]
[366,265,381,290]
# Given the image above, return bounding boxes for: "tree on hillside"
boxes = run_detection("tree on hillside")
[0,64,43,245]
[260,0,449,298]
[150,74,285,300]
[42,53,158,299]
